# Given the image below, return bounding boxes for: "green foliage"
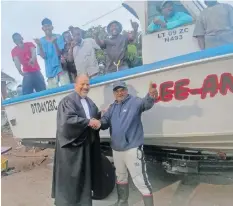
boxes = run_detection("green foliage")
[84,25,108,39]
[84,25,108,63]
[83,25,142,65]
[127,44,137,61]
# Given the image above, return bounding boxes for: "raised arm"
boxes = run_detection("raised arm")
[140,83,158,112]
[52,35,64,57]
[91,38,101,50]
[94,32,106,48]
[129,20,139,42]
[140,94,155,112]
[34,38,46,59]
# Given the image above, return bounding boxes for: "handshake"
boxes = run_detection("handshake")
[88,118,101,130]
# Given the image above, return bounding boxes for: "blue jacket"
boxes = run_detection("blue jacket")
[147,12,193,33]
[100,94,155,151]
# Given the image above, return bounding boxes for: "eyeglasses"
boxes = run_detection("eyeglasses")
[114,88,126,94]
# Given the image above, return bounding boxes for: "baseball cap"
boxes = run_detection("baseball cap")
[113,81,127,91]
[160,1,173,9]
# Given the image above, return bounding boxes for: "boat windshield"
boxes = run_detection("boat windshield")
[147,1,194,34]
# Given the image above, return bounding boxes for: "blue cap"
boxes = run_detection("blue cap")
[41,18,52,26]
[113,81,127,91]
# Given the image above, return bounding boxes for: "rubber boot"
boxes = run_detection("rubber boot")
[110,184,129,206]
[143,195,154,206]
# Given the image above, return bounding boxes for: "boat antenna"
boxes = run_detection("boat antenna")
[82,5,123,27]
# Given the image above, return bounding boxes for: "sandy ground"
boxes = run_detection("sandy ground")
[1,135,233,206]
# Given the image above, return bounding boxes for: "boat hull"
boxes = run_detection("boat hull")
[2,52,233,152]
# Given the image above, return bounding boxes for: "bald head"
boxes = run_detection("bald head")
[75,74,89,82]
[75,74,90,98]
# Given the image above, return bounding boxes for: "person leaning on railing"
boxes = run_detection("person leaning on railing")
[147,1,193,33]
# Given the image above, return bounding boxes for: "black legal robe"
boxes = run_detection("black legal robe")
[51,92,115,206]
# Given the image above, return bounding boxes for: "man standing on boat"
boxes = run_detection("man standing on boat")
[147,1,193,33]
[61,30,77,83]
[193,1,233,50]
[11,33,46,95]
[52,74,115,206]
[68,26,100,79]
[34,18,70,89]
[96,81,158,206]
[95,20,139,73]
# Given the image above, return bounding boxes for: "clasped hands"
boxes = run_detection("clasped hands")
[88,118,101,130]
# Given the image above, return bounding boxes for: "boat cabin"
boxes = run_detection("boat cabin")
[122,0,208,63]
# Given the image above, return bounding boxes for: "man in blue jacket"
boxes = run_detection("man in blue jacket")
[99,81,158,206]
[147,1,193,33]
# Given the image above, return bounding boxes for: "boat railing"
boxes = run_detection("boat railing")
[2,44,233,106]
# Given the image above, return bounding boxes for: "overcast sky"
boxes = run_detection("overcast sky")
[1,0,139,84]
[2,0,232,86]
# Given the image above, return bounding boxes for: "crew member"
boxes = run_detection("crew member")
[193,1,233,50]
[11,33,46,95]
[61,30,77,82]
[147,1,193,33]
[95,20,139,73]
[34,18,70,89]
[68,26,100,78]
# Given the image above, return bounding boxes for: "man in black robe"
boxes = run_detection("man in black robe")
[52,74,115,206]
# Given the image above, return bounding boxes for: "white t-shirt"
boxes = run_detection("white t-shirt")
[80,98,91,119]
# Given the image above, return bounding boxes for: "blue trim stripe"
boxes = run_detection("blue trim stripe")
[2,44,233,106]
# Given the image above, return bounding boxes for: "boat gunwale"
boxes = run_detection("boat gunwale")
[2,45,233,106]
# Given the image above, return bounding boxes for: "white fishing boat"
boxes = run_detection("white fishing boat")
[2,0,233,174]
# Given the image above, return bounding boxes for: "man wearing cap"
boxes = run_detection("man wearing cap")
[11,33,46,95]
[95,20,139,73]
[97,81,158,206]
[34,18,70,89]
[147,1,193,33]
[193,1,233,50]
